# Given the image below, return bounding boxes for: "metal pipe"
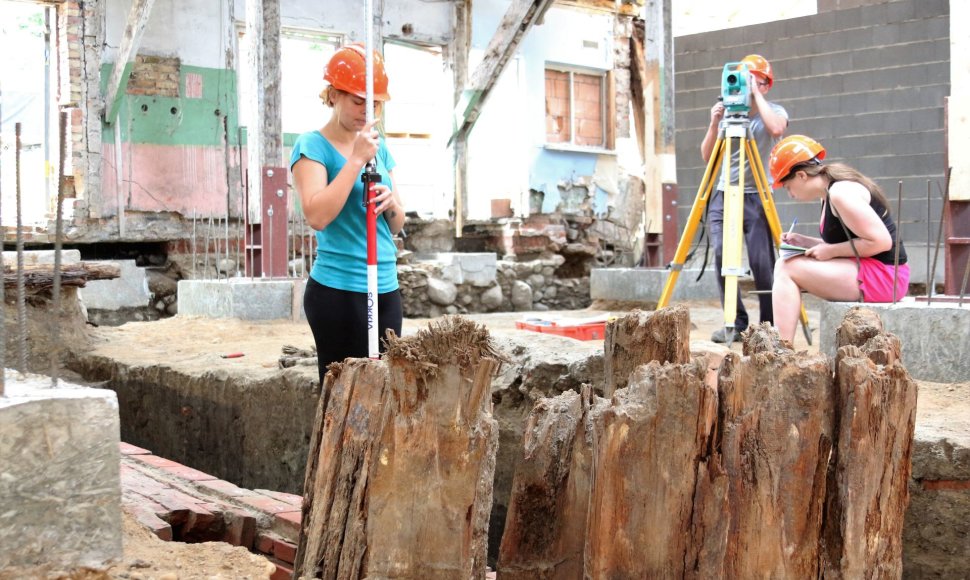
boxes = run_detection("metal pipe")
[267,205,274,278]
[1,78,6,395]
[204,215,212,280]
[223,115,231,269]
[927,169,950,306]
[893,180,903,304]
[50,111,67,386]
[15,123,28,373]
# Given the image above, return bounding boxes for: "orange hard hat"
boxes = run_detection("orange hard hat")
[741,54,773,89]
[769,135,826,183]
[323,43,390,101]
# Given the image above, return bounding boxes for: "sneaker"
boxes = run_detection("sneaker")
[711,327,746,343]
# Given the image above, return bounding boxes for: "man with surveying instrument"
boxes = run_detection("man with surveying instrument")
[699,54,787,343]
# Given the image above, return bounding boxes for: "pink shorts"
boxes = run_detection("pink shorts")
[857,258,910,303]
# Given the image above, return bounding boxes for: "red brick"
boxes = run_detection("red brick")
[162,463,219,482]
[239,494,296,514]
[122,498,173,541]
[256,533,276,555]
[275,510,302,535]
[223,508,257,548]
[197,478,257,498]
[120,464,174,497]
[270,561,293,580]
[131,454,217,482]
[254,489,303,508]
[131,454,181,469]
[272,538,298,564]
[922,479,970,491]
[120,442,151,455]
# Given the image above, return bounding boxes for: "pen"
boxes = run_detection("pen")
[787,217,798,236]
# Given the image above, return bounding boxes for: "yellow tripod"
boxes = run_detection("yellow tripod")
[658,116,812,345]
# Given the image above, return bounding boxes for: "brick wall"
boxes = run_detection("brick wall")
[127,55,182,98]
[674,0,949,246]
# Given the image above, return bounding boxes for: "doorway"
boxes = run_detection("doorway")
[1,0,59,226]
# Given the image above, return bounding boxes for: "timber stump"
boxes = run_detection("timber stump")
[293,316,501,580]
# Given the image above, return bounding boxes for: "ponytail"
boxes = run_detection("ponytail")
[800,162,891,215]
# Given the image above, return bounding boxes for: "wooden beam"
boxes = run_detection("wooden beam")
[452,0,471,233]
[103,0,156,124]
[244,0,283,225]
[449,0,555,147]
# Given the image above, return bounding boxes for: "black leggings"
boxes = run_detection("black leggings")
[303,277,403,384]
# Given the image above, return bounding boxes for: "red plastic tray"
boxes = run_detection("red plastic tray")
[515,320,606,341]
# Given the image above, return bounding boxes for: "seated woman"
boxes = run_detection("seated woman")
[768,135,909,343]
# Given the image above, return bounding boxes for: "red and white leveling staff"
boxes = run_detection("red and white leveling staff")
[361,0,380,359]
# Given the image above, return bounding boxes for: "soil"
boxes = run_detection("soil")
[0,512,275,580]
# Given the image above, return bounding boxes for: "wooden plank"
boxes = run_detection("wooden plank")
[103,0,156,124]
[4,262,120,290]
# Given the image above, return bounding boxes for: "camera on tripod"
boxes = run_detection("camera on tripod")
[720,61,751,116]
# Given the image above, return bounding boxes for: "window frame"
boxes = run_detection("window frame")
[543,63,612,153]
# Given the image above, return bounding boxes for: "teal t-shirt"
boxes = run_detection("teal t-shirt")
[289,131,399,294]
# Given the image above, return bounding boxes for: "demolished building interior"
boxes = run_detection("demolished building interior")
[1,0,969,578]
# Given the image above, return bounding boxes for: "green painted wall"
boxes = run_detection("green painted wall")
[100,64,300,147]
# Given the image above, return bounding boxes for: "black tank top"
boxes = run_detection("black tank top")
[821,184,907,266]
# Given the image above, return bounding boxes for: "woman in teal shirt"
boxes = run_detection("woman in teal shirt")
[290,44,405,382]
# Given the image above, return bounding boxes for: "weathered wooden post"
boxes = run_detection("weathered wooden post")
[294,317,500,580]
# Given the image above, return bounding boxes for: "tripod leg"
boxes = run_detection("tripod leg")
[720,129,747,343]
[658,138,725,308]
[746,138,813,345]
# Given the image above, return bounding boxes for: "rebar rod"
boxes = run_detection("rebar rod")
[927,169,950,306]
[893,180,903,304]
[204,215,212,280]
[49,111,68,386]
[959,251,970,307]
[15,123,28,374]
[192,207,197,278]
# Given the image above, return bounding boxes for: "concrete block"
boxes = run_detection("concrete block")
[420,253,498,287]
[79,260,150,310]
[178,279,295,320]
[2,250,81,265]
[819,301,970,383]
[590,267,720,303]
[0,371,122,570]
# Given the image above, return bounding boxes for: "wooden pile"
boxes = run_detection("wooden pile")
[499,306,917,578]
